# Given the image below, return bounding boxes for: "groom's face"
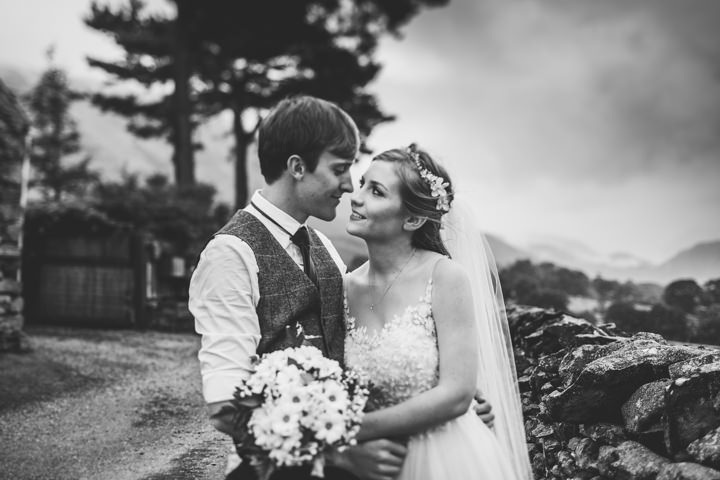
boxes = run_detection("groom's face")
[297,151,355,221]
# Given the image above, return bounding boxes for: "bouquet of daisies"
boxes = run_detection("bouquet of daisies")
[232,345,368,479]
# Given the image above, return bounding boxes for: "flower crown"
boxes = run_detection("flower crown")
[407,146,451,212]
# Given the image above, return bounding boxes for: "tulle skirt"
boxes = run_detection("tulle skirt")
[398,410,520,480]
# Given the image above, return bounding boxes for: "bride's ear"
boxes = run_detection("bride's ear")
[287,155,305,179]
[403,215,427,232]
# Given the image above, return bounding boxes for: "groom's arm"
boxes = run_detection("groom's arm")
[473,391,495,428]
[189,235,261,437]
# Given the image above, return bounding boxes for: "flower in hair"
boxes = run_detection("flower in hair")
[407,147,451,212]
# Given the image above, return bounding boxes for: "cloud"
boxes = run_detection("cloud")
[378,0,720,185]
[369,0,720,260]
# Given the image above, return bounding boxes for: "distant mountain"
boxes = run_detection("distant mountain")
[485,234,531,267]
[645,241,720,284]
[521,237,720,285]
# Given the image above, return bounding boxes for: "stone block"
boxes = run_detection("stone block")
[0,313,23,334]
[558,341,626,387]
[569,436,600,472]
[664,366,720,453]
[622,380,671,434]
[687,424,720,469]
[4,220,21,242]
[0,244,20,258]
[524,314,598,355]
[0,203,21,222]
[597,440,669,479]
[580,423,628,447]
[8,296,23,313]
[0,278,20,294]
[547,340,706,423]
[656,462,720,480]
[670,353,720,379]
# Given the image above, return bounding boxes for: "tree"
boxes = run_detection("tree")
[592,276,621,313]
[527,288,568,311]
[552,267,590,297]
[0,79,29,209]
[663,279,703,314]
[702,278,720,306]
[692,304,720,345]
[84,0,197,187]
[85,0,449,208]
[605,302,650,334]
[94,172,229,256]
[649,303,689,342]
[25,59,98,201]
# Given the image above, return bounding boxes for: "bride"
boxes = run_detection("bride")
[337,144,532,479]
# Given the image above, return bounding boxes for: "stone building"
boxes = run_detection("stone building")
[0,78,29,352]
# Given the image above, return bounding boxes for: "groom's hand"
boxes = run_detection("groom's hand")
[331,438,407,480]
[473,389,495,428]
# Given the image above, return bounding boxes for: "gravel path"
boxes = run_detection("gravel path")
[0,327,230,480]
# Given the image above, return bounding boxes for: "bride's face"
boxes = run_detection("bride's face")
[347,160,407,240]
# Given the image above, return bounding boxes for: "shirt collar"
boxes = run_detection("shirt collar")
[249,190,305,237]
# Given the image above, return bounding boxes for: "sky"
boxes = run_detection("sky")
[1,0,719,263]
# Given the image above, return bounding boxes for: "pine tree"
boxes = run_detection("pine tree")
[26,59,98,201]
[85,0,449,207]
[84,0,197,187]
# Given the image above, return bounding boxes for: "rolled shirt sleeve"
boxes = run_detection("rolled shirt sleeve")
[189,234,261,404]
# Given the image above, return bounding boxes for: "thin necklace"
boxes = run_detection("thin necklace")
[369,249,416,311]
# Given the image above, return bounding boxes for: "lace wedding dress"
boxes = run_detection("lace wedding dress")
[344,278,520,480]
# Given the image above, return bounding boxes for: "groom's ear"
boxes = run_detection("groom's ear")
[403,215,427,232]
[287,155,305,179]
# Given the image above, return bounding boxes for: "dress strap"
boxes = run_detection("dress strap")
[422,255,449,303]
[342,286,356,329]
[422,276,433,303]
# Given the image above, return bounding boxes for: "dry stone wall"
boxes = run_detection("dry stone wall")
[0,79,29,352]
[510,305,720,480]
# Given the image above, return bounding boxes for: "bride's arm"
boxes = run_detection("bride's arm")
[355,259,479,442]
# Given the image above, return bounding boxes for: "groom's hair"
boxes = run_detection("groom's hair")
[258,96,360,183]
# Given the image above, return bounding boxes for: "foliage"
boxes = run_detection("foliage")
[606,301,690,342]
[526,288,569,311]
[0,79,29,177]
[25,64,99,201]
[691,304,720,344]
[663,279,703,314]
[701,278,720,306]
[586,276,664,316]
[24,201,131,238]
[500,260,590,310]
[84,0,449,207]
[93,172,230,257]
[602,277,720,345]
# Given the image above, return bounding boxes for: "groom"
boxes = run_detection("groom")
[190,96,493,480]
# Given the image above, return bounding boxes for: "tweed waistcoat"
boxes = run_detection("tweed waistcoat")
[215,210,345,364]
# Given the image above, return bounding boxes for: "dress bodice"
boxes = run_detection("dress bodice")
[344,279,439,411]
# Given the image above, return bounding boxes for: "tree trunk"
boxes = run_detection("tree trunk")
[233,106,251,210]
[171,0,195,187]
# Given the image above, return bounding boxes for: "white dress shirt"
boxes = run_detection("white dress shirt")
[189,191,346,403]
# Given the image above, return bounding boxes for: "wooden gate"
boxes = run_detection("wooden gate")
[23,230,154,328]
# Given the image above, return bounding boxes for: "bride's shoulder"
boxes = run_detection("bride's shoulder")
[429,255,470,288]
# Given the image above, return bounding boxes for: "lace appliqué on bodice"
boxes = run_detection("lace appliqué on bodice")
[344,279,439,411]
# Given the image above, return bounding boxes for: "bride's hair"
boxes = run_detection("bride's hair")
[372,143,454,256]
